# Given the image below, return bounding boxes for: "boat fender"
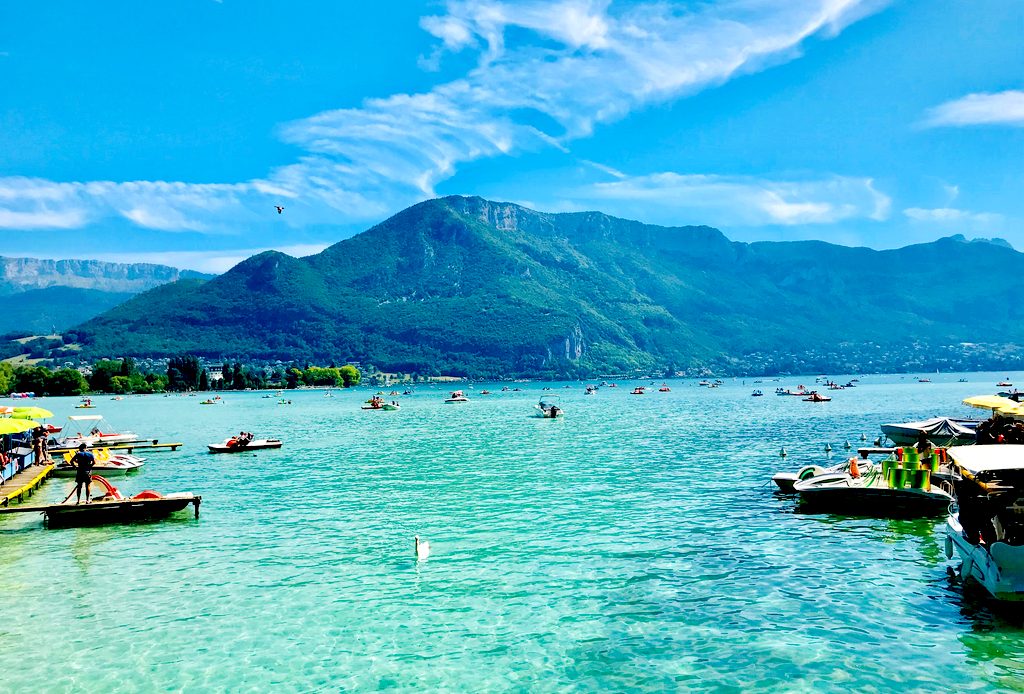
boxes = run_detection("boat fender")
[849,458,860,478]
[962,556,974,580]
[944,534,953,560]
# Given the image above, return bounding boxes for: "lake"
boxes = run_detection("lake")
[3,373,1023,691]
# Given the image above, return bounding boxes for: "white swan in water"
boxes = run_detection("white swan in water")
[415,535,430,560]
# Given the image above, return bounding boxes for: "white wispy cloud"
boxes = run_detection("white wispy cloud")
[0,1,886,233]
[923,90,1024,128]
[903,207,1003,225]
[570,172,890,226]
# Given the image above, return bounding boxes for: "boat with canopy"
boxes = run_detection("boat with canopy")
[50,415,141,449]
[944,445,1024,601]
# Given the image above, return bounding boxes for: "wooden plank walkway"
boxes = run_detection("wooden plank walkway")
[49,442,184,455]
[0,464,54,507]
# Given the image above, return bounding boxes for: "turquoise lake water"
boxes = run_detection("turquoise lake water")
[3,374,1024,691]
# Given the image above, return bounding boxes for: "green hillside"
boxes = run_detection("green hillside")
[69,196,1024,377]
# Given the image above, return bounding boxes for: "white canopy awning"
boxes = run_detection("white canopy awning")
[947,445,1024,474]
[67,415,103,422]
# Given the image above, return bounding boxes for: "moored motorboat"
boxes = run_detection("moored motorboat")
[772,459,858,493]
[794,460,954,516]
[880,417,979,447]
[944,445,1024,601]
[51,415,140,449]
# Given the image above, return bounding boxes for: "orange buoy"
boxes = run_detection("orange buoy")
[849,457,860,478]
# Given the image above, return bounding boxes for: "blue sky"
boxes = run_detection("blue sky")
[1,0,1022,272]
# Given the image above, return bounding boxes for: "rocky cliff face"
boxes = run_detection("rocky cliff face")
[0,257,207,295]
[0,256,210,336]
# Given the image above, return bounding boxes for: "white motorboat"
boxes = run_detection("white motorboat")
[944,445,1024,601]
[534,399,564,418]
[772,458,861,493]
[880,417,979,447]
[793,458,954,516]
[444,390,470,403]
[774,449,956,494]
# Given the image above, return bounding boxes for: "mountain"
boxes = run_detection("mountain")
[0,257,210,335]
[68,196,1024,376]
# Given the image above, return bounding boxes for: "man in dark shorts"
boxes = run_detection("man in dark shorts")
[70,443,95,504]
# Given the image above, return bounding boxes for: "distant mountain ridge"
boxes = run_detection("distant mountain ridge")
[0,256,207,294]
[69,196,1024,376]
[0,256,210,335]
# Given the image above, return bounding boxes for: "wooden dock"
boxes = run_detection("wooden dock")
[0,464,54,507]
[49,441,184,456]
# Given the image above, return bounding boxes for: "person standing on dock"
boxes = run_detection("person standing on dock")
[31,427,45,465]
[70,443,95,504]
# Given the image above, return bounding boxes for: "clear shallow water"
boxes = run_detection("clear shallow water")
[3,373,1024,691]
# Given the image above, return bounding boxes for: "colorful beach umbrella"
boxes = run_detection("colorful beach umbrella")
[11,406,54,419]
[0,418,38,434]
[0,406,13,415]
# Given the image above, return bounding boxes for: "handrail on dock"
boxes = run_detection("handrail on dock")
[0,464,54,507]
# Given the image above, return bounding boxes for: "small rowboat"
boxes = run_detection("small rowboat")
[207,438,283,453]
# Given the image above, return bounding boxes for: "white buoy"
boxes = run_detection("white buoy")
[780,447,787,458]
[844,440,851,450]
[860,433,867,442]
[415,535,430,561]
[824,443,833,453]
